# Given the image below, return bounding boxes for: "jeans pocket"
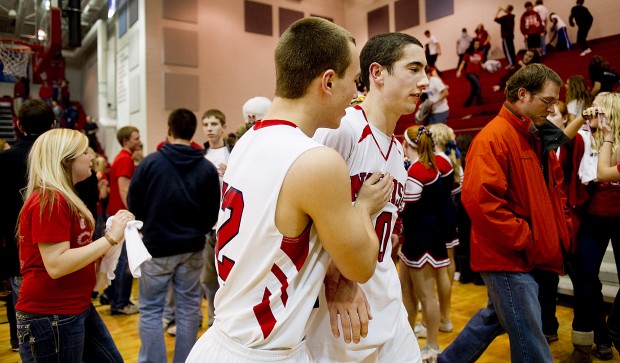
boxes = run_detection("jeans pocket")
[17,316,60,361]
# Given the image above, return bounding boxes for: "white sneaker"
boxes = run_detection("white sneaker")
[580,48,592,56]
[439,320,453,333]
[414,323,427,338]
[420,344,440,363]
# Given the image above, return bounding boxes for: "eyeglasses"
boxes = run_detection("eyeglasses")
[535,95,559,106]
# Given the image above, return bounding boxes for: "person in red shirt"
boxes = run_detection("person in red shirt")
[102,125,141,315]
[456,40,485,107]
[16,128,133,362]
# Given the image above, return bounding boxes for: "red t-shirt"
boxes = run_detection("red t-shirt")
[464,51,484,74]
[107,149,135,215]
[17,191,95,315]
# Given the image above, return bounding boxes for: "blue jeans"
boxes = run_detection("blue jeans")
[439,272,552,363]
[17,304,122,363]
[138,250,204,363]
[571,214,620,344]
[200,231,218,326]
[463,73,482,107]
[428,110,449,125]
[105,243,135,310]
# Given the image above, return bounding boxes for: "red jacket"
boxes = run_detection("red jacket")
[462,102,572,274]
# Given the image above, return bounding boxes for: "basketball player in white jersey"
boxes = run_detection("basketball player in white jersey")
[186,17,394,363]
[308,33,430,363]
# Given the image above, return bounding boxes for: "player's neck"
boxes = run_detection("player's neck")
[360,94,399,136]
[263,97,321,137]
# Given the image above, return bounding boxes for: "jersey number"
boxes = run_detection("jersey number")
[375,211,392,263]
[216,183,244,281]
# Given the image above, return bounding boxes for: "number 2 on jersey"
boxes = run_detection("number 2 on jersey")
[216,182,244,281]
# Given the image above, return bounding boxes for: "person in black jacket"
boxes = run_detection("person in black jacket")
[0,99,55,352]
[569,0,593,56]
[127,108,220,363]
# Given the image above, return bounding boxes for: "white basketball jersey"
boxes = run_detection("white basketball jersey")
[308,106,410,351]
[212,120,329,350]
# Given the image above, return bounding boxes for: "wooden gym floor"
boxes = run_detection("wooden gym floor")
[1,279,619,362]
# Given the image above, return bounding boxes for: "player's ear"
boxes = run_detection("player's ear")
[369,62,384,85]
[321,70,336,94]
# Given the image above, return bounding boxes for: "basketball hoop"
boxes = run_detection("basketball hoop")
[0,40,32,79]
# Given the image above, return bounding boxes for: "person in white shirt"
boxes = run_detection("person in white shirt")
[424,67,450,125]
[200,108,233,328]
[424,30,442,76]
[549,12,572,51]
[456,28,472,70]
[533,0,549,55]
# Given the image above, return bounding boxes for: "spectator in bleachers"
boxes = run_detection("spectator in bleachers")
[12,77,29,116]
[456,40,484,107]
[474,24,491,62]
[494,5,517,69]
[569,0,593,56]
[565,75,593,124]
[38,79,53,104]
[60,79,71,107]
[456,28,472,70]
[534,0,549,56]
[424,30,443,76]
[589,55,620,97]
[548,12,572,51]
[493,48,540,92]
[520,2,544,55]
[424,66,450,125]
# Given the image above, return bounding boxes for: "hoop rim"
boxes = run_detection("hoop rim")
[0,39,33,53]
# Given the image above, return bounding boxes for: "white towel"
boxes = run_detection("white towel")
[100,217,152,279]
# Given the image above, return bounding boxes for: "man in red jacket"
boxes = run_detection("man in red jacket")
[438,64,571,363]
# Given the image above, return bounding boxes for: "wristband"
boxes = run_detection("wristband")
[104,233,119,246]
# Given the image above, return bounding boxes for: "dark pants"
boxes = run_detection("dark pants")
[17,304,122,363]
[608,288,620,351]
[464,73,482,107]
[502,37,517,66]
[533,269,560,336]
[577,23,592,50]
[104,244,134,310]
[571,214,620,345]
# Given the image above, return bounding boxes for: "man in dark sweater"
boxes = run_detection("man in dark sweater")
[0,99,55,351]
[495,5,517,68]
[127,108,220,363]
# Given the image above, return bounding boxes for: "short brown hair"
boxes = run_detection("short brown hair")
[116,126,139,146]
[275,17,355,99]
[202,109,226,126]
[505,64,562,103]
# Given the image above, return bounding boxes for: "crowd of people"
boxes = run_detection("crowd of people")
[1,2,620,363]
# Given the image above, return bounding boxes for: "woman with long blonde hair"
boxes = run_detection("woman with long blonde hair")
[398,125,449,361]
[16,128,133,363]
[565,92,620,361]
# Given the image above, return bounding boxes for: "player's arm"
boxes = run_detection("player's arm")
[284,147,392,283]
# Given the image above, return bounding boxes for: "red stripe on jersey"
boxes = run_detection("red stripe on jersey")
[280,223,311,272]
[271,264,289,306]
[353,106,397,161]
[253,287,276,339]
[253,120,297,130]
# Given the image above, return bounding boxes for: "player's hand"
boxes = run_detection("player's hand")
[217,163,227,177]
[325,276,372,344]
[355,172,393,216]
